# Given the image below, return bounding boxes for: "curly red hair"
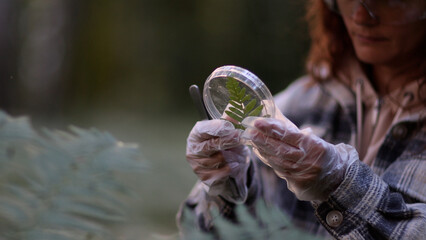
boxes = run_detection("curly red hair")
[304,0,425,108]
[305,0,353,82]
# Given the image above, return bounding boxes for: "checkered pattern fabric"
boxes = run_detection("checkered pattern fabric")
[177,76,426,239]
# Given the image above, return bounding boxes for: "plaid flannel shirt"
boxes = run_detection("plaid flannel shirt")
[177,75,426,239]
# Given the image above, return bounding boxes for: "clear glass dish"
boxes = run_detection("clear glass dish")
[203,65,275,126]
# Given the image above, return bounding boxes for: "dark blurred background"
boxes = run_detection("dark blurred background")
[0,0,309,237]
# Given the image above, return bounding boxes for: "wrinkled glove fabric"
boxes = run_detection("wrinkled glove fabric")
[242,115,357,201]
[186,119,251,203]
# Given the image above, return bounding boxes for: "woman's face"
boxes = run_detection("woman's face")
[338,2,426,66]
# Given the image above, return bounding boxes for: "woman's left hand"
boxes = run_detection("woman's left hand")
[241,115,357,201]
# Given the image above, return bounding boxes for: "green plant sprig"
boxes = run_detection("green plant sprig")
[224,77,264,130]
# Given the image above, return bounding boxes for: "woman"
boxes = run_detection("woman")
[178,0,426,239]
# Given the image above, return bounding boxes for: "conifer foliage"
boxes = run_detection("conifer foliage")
[0,111,144,240]
[179,200,322,240]
[0,111,323,240]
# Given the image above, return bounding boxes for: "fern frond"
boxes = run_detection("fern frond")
[224,77,264,129]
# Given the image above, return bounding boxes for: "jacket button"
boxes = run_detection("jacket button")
[391,124,408,140]
[326,210,343,228]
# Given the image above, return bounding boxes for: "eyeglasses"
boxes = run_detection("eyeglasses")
[326,0,426,25]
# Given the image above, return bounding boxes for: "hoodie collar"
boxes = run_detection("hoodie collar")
[335,55,423,115]
[323,55,424,150]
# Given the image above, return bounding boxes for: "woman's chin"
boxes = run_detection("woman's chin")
[354,49,395,66]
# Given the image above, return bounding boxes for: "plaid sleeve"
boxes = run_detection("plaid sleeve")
[176,180,236,233]
[314,160,426,239]
[176,160,259,233]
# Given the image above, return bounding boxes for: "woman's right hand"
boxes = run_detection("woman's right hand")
[186,119,251,203]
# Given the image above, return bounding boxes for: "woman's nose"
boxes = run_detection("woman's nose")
[351,1,379,26]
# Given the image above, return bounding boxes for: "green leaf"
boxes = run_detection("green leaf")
[248,105,264,117]
[229,107,244,118]
[224,77,265,130]
[244,99,256,114]
[229,100,242,109]
[230,95,239,101]
[242,94,251,102]
[238,87,246,100]
[228,89,237,95]
[225,110,243,122]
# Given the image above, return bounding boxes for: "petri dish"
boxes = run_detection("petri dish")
[203,65,275,125]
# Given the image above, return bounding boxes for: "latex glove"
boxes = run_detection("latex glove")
[241,115,357,201]
[186,119,251,203]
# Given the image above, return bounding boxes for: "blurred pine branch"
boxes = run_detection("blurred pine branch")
[0,111,145,240]
[179,200,322,240]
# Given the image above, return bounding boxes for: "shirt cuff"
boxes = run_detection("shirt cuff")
[313,160,389,236]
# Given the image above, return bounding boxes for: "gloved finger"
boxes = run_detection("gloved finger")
[242,127,305,162]
[242,102,298,130]
[221,145,250,162]
[187,151,227,169]
[187,119,242,156]
[187,151,232,182]
[242,117,303,147]
[295,132,328,165]
[257,151,306,173]
[252,148,272,167]
[249,118,329,165]
[194,165,231,182]
[189,131,241,156]
[193,119,238,139]
[255,118,301,144]
[274,159,321,179]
